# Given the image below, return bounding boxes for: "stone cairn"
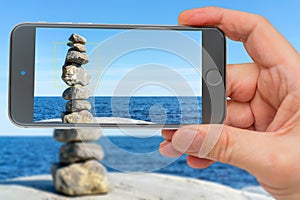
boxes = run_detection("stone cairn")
[51,34,110,196]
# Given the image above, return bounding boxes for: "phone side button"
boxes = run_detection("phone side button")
[206,69,222,86]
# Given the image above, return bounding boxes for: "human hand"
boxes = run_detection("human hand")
[159,7,300,200]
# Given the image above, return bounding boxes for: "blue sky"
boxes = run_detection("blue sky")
[35,28,202,96]
[0,0,299,135]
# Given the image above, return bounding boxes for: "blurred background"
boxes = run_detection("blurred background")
[0,0,299,189]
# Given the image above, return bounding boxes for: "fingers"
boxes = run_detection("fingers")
[170,124,276,176]
[159,140,182,158]
[159,140,215,169]
[186,155,215,169]
[179,7,299,68]
[161,129,176,141]
[225,100,254,128]
[226,63,259,102]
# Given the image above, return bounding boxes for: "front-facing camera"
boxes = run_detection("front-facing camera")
[20,70,26,76]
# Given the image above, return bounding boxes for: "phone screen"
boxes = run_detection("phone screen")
[33,27,202,125]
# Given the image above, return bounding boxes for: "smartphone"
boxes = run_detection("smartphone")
[9,23,226,129]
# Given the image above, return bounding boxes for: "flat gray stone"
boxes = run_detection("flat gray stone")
[67,42,87,52]
[59,143,104,164]
[62,65,91,86]
[66,100,92,112]
[52,160,109,196]
[62,110,94,123]
[54,129,102,142]
[63,86,90,100]
[69,33,87,44]
[0,173,273,200]
[66,50,89,65]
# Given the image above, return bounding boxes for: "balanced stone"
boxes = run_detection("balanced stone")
[66,100,92,112]
[62,86,90,100]
[62,110,94,123]
[69,33,87,45]
[59,143,104,164]
[54,129,102,142]
[52,33,109,197]
[66,50,89,65]
[51,160,109,196]
[67,42,87,52]
[62,64,91,86]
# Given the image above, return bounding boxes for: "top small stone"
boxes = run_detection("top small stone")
[69,33,87,44]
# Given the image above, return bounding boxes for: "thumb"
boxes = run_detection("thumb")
[171,124,274,175]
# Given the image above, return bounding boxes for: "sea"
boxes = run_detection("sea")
[0,136,258,189]
[34,96,202,124]
[5,96,259,189]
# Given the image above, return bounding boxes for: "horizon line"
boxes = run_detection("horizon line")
[34,95,202,97]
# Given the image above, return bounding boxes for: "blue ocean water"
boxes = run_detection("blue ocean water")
[29,97,259,189]
[0,136,259,189]
[34,96,202,124]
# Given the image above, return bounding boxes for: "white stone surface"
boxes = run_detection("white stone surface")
[41,117,154,124]
[0,173,273,200]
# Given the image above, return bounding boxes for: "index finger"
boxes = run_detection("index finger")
[179,7,299,68]
[161,129,176,141]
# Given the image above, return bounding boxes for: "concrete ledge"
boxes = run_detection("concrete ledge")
[0,173,273,200]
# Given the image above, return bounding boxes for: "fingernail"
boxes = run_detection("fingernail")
[172,127,202,153]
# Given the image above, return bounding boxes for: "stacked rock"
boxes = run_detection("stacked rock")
[61,33,93,123]
[51,34,109,196]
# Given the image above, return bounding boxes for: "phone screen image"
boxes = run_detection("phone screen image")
[33,27,202,125]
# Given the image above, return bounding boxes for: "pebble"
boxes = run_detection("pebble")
[51,160,109,196]
[59,143,104,164]
[53,129,102,142]
[62,110,94,123]
[67,42,87,52]
[62,65,91,86]
[66,100,92,112]
[69,33,87,44]
[65,50,89,65]
[62,86,90,100]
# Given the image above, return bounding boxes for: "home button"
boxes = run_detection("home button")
[206,69,222,86]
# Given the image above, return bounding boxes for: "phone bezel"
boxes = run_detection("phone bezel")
[9,23,226,129]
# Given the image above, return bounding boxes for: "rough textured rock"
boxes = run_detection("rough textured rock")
[62,110,94,123]
[66,100,92,112]
[65,50,89,65]
[67,42,87,52]
[69,33,87,44]
[52,33,109,197]
[51,160,109,196]
[54,129,102,142]
[62,65,91,86]
[59,143,104,164]
[62,86,90,100]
